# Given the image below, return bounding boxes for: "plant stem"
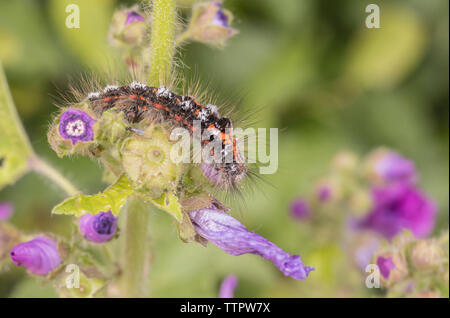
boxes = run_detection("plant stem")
[148,0,176,86]
[29,156,80,196]
[122,195,151,297]
[0,61,34,156]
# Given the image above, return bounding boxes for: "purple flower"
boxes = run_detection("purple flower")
[79,211,117,243]
[188,206,314,280]
[369,150,416,184]
[211,2,229,28]
[377,256,395,279]
[290,197,310,221]
[358,183,436,239]
[187,0,238,47]
[10,236,61,275]
[0,202,13,221]
[125,11,145,27]
[317,186,331,202]
[59,108,96,144]
[219,275,238,298]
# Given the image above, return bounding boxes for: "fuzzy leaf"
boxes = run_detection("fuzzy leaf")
[149,192,183,222]
[52,174,133,217]
[0,61,33,190]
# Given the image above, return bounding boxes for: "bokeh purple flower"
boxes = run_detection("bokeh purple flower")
[186,0,238,47]
[368,149,416,184]
[290,197,310,221]
[377,256,395,279]
[79,211,118,243]
[10,236,61,275]
[188,206,314,280]
[59,108,96,144]
[125,11,145,26]
[219,275,238,298]
[0,202,13,221]
[358,183,436,240]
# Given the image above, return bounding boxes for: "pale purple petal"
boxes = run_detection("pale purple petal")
[79,211,117,243]
[377,256,395,279]
[211,3,229,28]
[188,207,314,280]
[373,152,416,184]
[59,108,96,144]
[10,236,61,275]
[0,202,13,221]
[219,275,238,298]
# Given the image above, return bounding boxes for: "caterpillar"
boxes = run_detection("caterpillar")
[86,81,248,189]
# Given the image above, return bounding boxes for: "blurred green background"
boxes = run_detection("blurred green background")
[0,0,448,297]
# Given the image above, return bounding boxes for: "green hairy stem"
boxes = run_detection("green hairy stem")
[148,0,176,86]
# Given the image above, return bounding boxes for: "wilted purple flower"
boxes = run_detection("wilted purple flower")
[358,183,436,240]
[10,236,61,275]
[290,197,310,221]
[59,108,96,144]
[0,202,13,221]
[125,11,145,26]
[377,256,395,279]
[368,149,416,184]
[188,207,314,280]
[79,211,117,243]
[219,275,238,298]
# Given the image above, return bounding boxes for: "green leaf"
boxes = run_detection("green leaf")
[149,192,183,222]
[52,174,133,217]
[0,61,33,190]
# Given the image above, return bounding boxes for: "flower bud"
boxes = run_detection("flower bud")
[108,7,147,49]
[331,151,359,174]
[410,240,443,270]
[366,148,416,185]
[184,1,238,48]
[290,197,311,221]
[375,253,408,286]
[0,202,13,221]
[10,236,61,275]
[79,211,118,243]
[120,126,182,198]
[349,188,373,216]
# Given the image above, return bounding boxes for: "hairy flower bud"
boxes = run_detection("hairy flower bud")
[108,6,147,49]
[79,211,118,243]
[410,240,443,270]
[120,126,182,198]
[184,1,238,47]
[332,151,359,174]
[374,253,408,287]
[10,236,61,275]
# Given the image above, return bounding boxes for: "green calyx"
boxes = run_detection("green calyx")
[120,125,182,199]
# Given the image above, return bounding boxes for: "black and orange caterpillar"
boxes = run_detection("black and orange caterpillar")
[86,82,248,189]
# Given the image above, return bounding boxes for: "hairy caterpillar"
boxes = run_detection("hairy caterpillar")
[85,81,249,189]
